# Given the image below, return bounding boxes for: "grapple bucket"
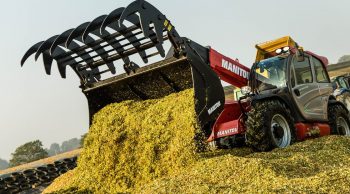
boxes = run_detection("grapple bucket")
[21,0,225,133]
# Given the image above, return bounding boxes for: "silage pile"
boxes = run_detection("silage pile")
[137,136,350,193]
[44,89,350,194]
[44,89,205,193]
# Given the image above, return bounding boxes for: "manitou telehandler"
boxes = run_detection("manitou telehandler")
[22,0,350,151]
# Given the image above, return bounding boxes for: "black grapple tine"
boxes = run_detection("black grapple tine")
[120,0,165,43]
[21,41,44,66]
[119,0,168,58]
[103,12,148,63]
[83,15,124,63]
[52,46,76,78]
[42,51,54,75]
[100,7,125,33]
[82,15,108,43]
[65,22,90,48]
[50,29,75,55]
[106,63,116,74]
[51,41,83,79]
[34,35,59,61]
[82,16,116,80]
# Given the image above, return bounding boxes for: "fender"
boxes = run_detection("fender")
[328,99,349,113]
[251,91,304,122]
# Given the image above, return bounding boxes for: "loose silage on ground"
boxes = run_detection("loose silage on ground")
[44,89,350,193]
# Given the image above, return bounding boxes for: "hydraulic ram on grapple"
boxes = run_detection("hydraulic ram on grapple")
[22,0,249,136]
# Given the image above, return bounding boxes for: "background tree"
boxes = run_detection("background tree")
[338,55,350,63]
[61,138,80,153]
[0,158,9,170]
[80,133,88,147]
[9,140,48,167]
[47,143,61,156]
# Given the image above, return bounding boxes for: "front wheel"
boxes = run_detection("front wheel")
[245,100,296,152]
[328,104,350,135]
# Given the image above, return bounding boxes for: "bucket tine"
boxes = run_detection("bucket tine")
[82,15,108,43]
[42,51,54,75]
[49,29,75,55]
[49,42,79,79]
[21,41,44,66]
[65,22,90,48]
[103,13,148,63]
[34,35,59,61]
[100,8,125,33]
[119,0,165,44]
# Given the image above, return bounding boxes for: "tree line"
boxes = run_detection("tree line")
[0,134,87,170]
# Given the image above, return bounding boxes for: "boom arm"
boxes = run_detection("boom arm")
[209,49,250,88]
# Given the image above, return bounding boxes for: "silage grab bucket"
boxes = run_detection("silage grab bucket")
[21,0,225,134]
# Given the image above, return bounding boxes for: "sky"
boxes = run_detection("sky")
[0,0,349,161]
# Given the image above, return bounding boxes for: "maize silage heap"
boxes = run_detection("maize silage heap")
[45,89,350,193]
[45,89,204,193]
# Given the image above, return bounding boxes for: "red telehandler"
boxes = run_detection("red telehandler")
[22,0,350,151]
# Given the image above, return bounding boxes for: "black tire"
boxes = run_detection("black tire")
[245,100,296,152]
[328,104,350,135]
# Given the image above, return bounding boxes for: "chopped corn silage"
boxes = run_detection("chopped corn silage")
[45,88,350,194]
[44,89,204,193]
[136,136,350,194]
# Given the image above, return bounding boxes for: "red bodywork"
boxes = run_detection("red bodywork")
[209,49,250,88]
[295,123,330,141]
[207,48,331,143]
[207,49,249,141]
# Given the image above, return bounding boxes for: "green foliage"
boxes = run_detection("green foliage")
[61,138,80,153]
[9,140,48,167]
[338,55,350,63]
[80,133,87,147]
[47,143,61,156]
[0,158,9,170]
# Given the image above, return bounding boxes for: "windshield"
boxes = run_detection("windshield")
[253,56,287,92]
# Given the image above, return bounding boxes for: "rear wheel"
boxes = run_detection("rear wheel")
[328,104,350,135]
[245,100,296,151]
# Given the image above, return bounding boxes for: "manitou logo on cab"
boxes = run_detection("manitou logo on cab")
[222,59,249,79]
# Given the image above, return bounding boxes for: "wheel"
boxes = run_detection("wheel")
[245,100,296,152]
[335,91,350,112]
[328,104,350,135]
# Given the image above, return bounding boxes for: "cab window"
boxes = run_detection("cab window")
[313,57,329,83]
[292,56,313,85]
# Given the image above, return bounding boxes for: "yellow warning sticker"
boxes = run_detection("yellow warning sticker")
[164,20,169,27]
[168,24,173,31]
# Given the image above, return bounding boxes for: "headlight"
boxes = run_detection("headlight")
[276,48,282,54]
[283,46,290,52]
[241,86,251,96]
[276,47,290,54]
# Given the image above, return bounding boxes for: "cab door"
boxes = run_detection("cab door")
[290,55,326,121]
[310,56,333,120]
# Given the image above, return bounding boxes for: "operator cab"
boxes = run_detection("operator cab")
[246,36,333,123]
